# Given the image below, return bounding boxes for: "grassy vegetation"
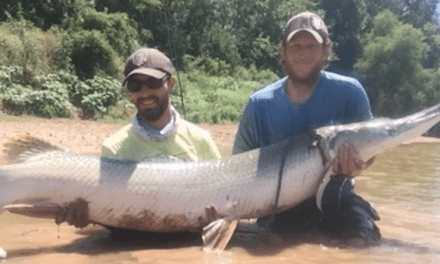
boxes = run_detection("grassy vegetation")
[0,22,278,124]
[0,16,279,124]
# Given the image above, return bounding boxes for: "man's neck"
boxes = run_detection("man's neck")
[286,78,318,105]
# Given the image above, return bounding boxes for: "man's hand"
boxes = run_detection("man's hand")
[332,142,375,178]
[55,198,90,228]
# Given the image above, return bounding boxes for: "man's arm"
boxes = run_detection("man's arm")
[345,79,373,122]
[333,81,375,177]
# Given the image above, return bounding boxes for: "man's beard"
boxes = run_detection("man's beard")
[285,62,323,87]
[136,95,169,122]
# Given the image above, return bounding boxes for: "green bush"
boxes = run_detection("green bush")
[0,66,18,84]
[174,87,247,124]
[0,66,124,119]
[200,24,241,70]
[1,83,72,117]
[171,70,277,123]
[103,97,137,122]
[61,30,122,80]
[183,54,231,76]
[0,20,60,77]
[79,7,139,57]
[0,69,73,117]
[70,75,123,118]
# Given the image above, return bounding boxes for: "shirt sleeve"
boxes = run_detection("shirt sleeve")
[233,98,260,154]
[101,144,114,158]
[345,80,373,123]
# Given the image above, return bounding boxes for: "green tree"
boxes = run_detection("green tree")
[0,0,93,30]
[361,0,440,29]
[61,30,121,80]
[354,11,429,116]
[228,0,279,67]
[318,0,366,71]
[200,24,241,70]
[395,0,439,28]
[74,7,139,57]
[94,0,160,47]
[422,23,440,69]
[164,0,234,68]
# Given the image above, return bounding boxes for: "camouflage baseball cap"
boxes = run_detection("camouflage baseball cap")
[282,11,328,44]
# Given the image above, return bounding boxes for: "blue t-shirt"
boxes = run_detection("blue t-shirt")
[233,71,373,154]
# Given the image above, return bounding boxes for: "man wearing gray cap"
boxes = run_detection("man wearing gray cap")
[56,48,221,232]
[233,11,381,243]
[101,48,221,162]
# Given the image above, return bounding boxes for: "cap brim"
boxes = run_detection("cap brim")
[286,29,323,44]
[124,68,168,83]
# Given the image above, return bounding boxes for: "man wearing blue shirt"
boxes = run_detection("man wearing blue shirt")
[233,11,380,243]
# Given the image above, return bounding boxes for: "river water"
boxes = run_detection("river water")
[0,143,439,263]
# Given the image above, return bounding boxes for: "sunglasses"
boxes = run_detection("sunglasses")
[126,75,170,93]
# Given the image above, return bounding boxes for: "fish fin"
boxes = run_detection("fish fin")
[202,218,238,252]
[4,202,62,219]
[205,205,220,223]
[3,134,68,164]
[316,166,333,211]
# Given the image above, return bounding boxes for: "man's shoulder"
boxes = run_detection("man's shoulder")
[102,123,135,149]
[176,119,221,159]
[320,71,372,121]
[250,77,286,101]
[321,71,363,88]
[178,119,212,140]
[319,71,368,100]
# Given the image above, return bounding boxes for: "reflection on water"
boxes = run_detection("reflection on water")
[358,144,440,213]
[0,144,440,263]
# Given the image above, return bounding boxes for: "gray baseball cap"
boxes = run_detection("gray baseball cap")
[124,48,174,83]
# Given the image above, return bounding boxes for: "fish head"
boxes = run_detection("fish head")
[317,103,440,162]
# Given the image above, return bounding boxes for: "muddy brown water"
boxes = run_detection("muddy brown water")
[0,119,439,263]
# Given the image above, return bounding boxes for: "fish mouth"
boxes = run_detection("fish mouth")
[357,103,440,160]
[318,103,440,163]
[391,103,440,141]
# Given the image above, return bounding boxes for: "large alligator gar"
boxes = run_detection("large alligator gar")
[2,102,440,254]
